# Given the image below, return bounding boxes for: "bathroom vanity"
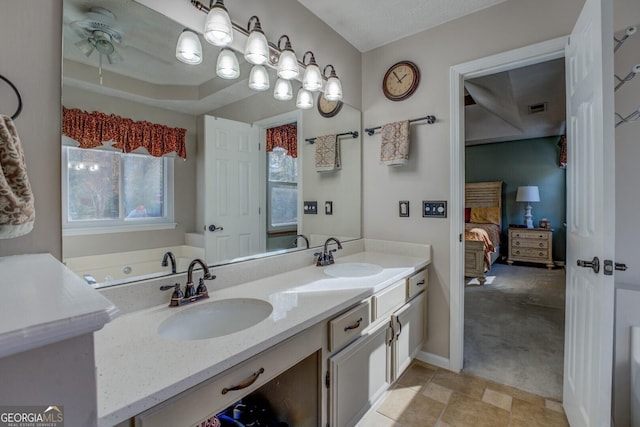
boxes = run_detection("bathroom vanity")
[94,240,431,427]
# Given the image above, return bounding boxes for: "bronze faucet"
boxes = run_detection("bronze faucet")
[169,259,215,306]
[315,237,343,266]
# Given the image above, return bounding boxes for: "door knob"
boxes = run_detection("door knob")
[577,256,600,274]
[207,224,224,232]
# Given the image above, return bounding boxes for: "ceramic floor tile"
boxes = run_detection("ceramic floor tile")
[377,387,444,427]
[545,399,565,414]
[422,382,453,404]
[431,370,487,400]
[482,379,546,407]
[482,388,513,411]
[440,392,510,427]
[395,362,437,391]
[510,398,570,427]
[356,410,401,427]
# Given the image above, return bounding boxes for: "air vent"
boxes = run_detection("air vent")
[528,102,548,114]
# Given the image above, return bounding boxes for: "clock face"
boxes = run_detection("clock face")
[317,96,343,118]
[383,61,420,101]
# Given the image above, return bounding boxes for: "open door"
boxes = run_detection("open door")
[203,116,261,264]
[563,0,615,425]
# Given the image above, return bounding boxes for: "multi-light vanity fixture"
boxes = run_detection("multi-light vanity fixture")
[174,0,343,109]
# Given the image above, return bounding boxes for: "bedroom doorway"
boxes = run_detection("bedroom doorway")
[450,39,565,400]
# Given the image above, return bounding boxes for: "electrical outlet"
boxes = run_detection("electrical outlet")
[303,201,318,214]
[422,201,447,218]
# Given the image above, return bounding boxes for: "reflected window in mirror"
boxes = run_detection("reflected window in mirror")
[267,146,298,233]
[62,147,174,234]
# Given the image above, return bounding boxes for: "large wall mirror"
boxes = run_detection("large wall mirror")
[61,0,362,287]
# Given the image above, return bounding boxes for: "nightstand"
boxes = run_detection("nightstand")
[507,227,554,269]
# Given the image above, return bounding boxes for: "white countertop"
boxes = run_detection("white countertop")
[0,253,119,359]
[95,249,429,426]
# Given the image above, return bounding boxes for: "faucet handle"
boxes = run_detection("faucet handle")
[196,277,208,295]
[171,283,184,300]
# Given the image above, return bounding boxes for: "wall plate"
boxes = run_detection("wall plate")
[399,201,410,217]
[325,201,333,215]
[303,201,318,214]
[422,201,447,218]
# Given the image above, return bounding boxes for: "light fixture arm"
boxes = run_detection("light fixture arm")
[323,64,337,79]
[209,0,228,12]
[278,35,293,52]
[247,15,263,33]
[303,51,317,66]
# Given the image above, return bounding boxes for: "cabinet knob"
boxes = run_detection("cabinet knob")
[539,243,543,247]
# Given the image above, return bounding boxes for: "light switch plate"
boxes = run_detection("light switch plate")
[303,201,318,214]
[422,201,447,218]
[325,201,333,215]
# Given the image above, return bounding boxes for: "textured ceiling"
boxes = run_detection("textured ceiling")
[295,0,509,52]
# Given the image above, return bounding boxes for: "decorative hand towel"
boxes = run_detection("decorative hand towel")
[315,134,341,172]
[380,120,410,166]
[0,115,34,238]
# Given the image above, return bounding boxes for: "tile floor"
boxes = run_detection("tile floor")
[357,361,569,427]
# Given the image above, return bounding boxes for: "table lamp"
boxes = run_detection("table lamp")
[516,186,540,228]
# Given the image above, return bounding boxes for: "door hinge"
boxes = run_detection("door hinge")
[325,370,330,389]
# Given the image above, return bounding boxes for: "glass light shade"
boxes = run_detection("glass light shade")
[244,30,269,65]
[302,63,323,92]
[324,75,343,101]
[216,49,239,79]
[75,39,95,56]
[273,78,293,101]
[277,49,299,80]
[175,30,203,65]
[248,65,270,91]
[296,88,314,109]
[204,4,233,46]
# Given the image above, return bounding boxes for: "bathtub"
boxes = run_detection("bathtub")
[632,326,640,427]
[64,245,204,288]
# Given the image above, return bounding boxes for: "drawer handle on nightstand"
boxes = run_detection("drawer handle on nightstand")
[539,252,544,256]
[515,242,520,246]
[221,367,265,395]
[416,279,426,286]
[539,243,544,247]
[344,317,363,332]
[515,250,520,255]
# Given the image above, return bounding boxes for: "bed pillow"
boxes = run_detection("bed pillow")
[464,208,471,223]
[470,207,500,225]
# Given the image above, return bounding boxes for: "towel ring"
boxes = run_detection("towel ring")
[0,74,23,120]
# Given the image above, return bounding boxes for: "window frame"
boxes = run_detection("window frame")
[61,146,175,236]
[266,147,298,234]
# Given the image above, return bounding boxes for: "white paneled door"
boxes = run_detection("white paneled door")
[563,0,615,425]
[204,116,261,265]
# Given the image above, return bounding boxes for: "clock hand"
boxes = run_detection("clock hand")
[399,73,408,82]
[392,70,402,83]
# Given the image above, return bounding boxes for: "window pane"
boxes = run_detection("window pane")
[268,147,298,183]
[123,154,165,219]
[270,184,297,227]
[67,147,119,221]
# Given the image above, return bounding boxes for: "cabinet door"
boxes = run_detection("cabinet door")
[392,291,426,381]
[329,321,392,427]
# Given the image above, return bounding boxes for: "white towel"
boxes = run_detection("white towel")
[380,120,410,166]
[0,115,34,238]
[315,134,341,172]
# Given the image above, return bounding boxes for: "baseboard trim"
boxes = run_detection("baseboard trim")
[416,351,452,371]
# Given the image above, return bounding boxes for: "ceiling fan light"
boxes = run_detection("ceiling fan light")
[296,87,314,109]
[248,65,270,91]
[216,48,239,79]
[302,63,323,92]
[106,50,124,65]
[244,17,269,65]
[204,0,233,47]
[273,78,293,101]
[176,29,203,65]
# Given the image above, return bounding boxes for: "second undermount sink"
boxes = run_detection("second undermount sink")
[324,262,384,278]
[158,298,273,341]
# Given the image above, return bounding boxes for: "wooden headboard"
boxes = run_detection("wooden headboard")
[465,181,503,225]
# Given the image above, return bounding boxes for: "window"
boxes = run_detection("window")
[267,147,298,232]
[62,147,174,234]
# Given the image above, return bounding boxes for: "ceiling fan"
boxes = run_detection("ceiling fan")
[70,7,124,65]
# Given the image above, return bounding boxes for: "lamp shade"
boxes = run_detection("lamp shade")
[176,30,203,65]
[273,78,293,100]
[244,17,269,65]
[216,48,239,79]
[204,0,233,46]
[248,65,270,91]
[516,186,540,202]
[296,88,314,109]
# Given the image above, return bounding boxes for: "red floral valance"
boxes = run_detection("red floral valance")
[62,107,187,159]
[266,123,297,158]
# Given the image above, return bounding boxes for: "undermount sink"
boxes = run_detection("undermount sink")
[157,298,273,341]
[324,262,384,278]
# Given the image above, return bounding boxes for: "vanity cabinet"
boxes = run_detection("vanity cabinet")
[327,269,428,427]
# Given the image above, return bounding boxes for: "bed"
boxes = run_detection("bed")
[464,181,503,284]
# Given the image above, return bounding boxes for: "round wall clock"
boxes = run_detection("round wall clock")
[317,95,343,118]
[383,61,420,101]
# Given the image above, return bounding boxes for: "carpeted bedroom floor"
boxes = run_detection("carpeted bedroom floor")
[464,262,566,401]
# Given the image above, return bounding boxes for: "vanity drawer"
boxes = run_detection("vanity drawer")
[372,280,407,321]
[407,269,428,299]
[329,300,371,352]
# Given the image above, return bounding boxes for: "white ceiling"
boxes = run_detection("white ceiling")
[295,0,509,52]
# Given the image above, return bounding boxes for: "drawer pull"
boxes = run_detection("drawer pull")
[221,367,265,395]
[515,250,520,255]
[539,243,543,247]
[344,317,363,332]
[515,241,520,246]
[539,252,544,256]
[416,279,426,286]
